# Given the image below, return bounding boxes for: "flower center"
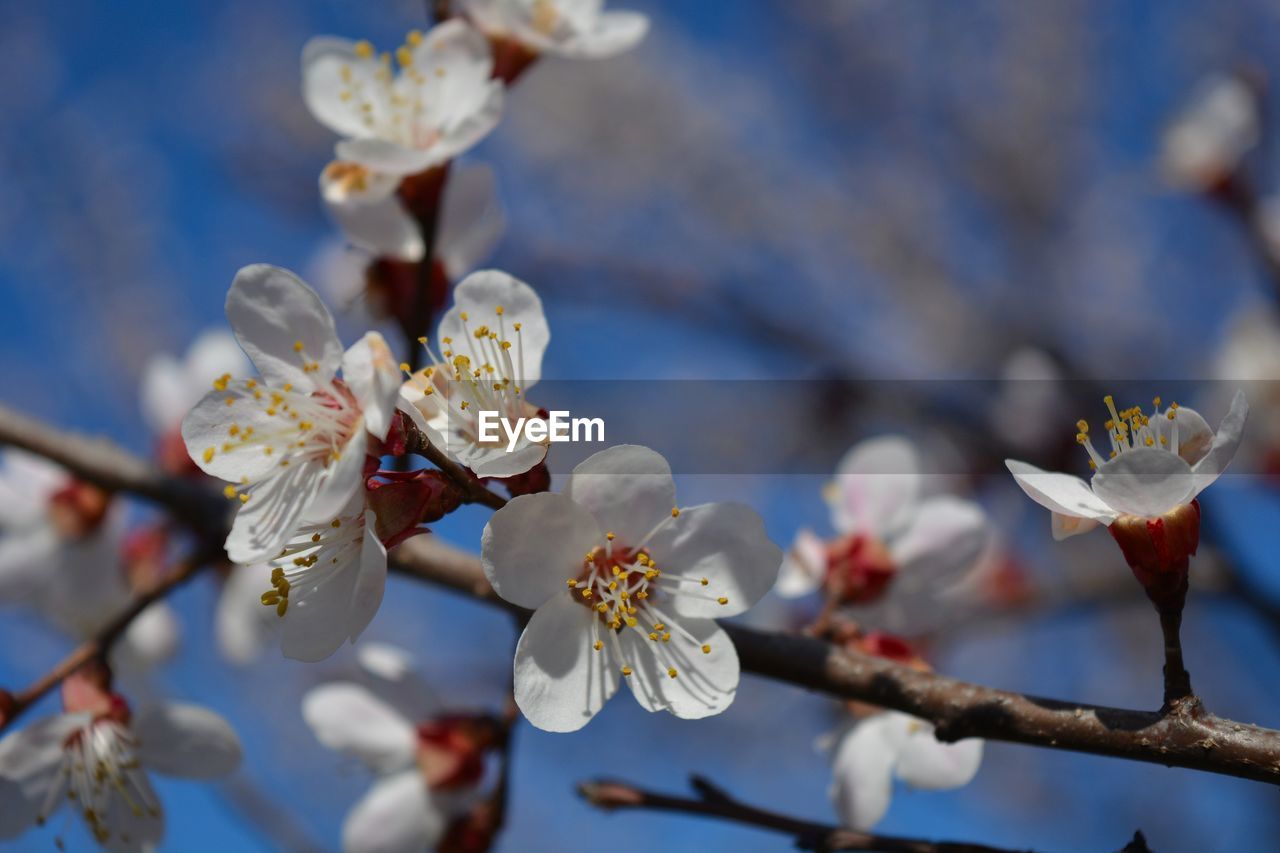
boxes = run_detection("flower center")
[1075,394,1182,472]
[337,31,450,149]
[403,306,535,445]
[564,511,728,679]
[260,513,368,617]
[822,533,897,604]
[42,720,157,846]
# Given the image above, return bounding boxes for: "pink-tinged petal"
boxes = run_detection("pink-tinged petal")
[438,164,505,280]
[0,713,88,837]
[335,137,437,177]
[774,529,826,598]
[215,562,278,665]
[1192,389,1250,496]
[647,502,782,619]
[321,165,424,261]
[343,332,402,441]
[564,445,675,543]
[226,265,343,390]
[1051,512,1100,541]
[1159,406,1213,466]
[1091,448,1195,518]
[1005,459,1116,521]
[482,493,601,609]
[893,719,983,791]
[829,436,921,537]
[888,496,987,584]
[224,459,328,564]
[302,682,417,773]
[559,11,649,58]
[618,617,738,720]
[132,703,242,779]
[347,510,389,644]
[830,715,898,831]
[342,770,445,853]
[302,37,385,139]
[438,269,549,388]
[514,592,619,732]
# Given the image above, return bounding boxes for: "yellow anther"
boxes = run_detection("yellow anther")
[671,507,680,518]
[581,589,593,599]
[331,518,342,528]
[203,447,215,464]
[593,641,603,651]
[293,340,304,352]
[701,644,711,654]
[566,579,578,588]
[213,373,231,391]
[700,577,709,586]
[513,322,522,331]
[596,603,608,612]
[459,311,469,321]
[625,617,638,627]
[277,599,288,617]
[1076,419,1088,432]
[1145,437,1155,446]
[495,305,505,315]
[661,632,671,642]
[239,494,249,503]
[282,383,292,391]
[396,46,413,67]
[612,565,622,576]
[667,668,678,678]
[354,40,374,59]
[621,666,633,676]
[608,580,618,590]
[223,485,237,499]
[717,597,729,605]
[260,591,280,606]
[605,532,615,540]
[648,632,658,641]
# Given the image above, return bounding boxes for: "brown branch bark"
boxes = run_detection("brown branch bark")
[8,404,1280,786]
[578,775,1032,852]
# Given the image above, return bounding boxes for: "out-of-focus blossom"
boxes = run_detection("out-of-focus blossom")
[399,269,550,478]
[0,670,240,849]
[213,561,278,665]
[141,329,250,475]
[830,709,982,830]
[319,163,507,318]
[463,0,649,60]
[0,451,177,669]
[990,347,1069,456]
[303,22,503,178]
[1161,72,1260,191]
[1215,305,1280,468]
[1006,391,1248,539]
[776,437,987,619]
[182,264,400,564]
[482,445,781,732]
[303,645,489,852]
[321,163,426,262]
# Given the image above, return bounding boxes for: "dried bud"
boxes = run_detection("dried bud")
[367,472,466,548]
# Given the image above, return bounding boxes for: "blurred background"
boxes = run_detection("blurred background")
[4,0,1280,849]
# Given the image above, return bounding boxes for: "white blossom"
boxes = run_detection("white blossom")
[464,0,649,59]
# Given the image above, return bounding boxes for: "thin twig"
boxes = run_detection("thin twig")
[403,422,508,510]
[0,549,216,731]
[578,775,1032,853]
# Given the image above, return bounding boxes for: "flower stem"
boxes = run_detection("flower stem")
[1158,604,1193,708]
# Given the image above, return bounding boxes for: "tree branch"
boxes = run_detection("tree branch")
[8,404,1280,786]
[577,775,1032,853]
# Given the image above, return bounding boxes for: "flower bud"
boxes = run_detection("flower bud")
[823,533,897,605]
[367,472,466,548]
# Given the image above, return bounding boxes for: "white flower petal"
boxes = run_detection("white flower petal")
[321,166,424,261]
[302,37,384,139]
[100,765,164,851]
[438,269,549,388]
[343,332,402,441]
[514,591,619,732]
[224,459,328,564]
[463,438,547,479]
[1005,459,1117,521]
[139,354,189,435]
[117,602,181,669]
[132,703,242,779]
[280,551,360,663]
[437,164,505,280]
[482,493,601,609]
[887,496,986,585]
[559,11,650,58]
[774,529,825,598]
[0,526,59,602]
[302,682,417,773]
[619,617,738,720]
[1051,512,1100,541]
[1091,448,1195,518]
[225,264,343,390]
[647,502,782,619]
[0,713,88,838]
[893,721,983,791]
[347,510,389,644]
[829,436,922,537]
[342,770,444,853]
[336,138,437,178]
[304,430,369,524]
[182,384,289,484]
[564,445,675,543]
[357,643,440,719]
[1191,389,1249,496]
[830,716,898,831]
